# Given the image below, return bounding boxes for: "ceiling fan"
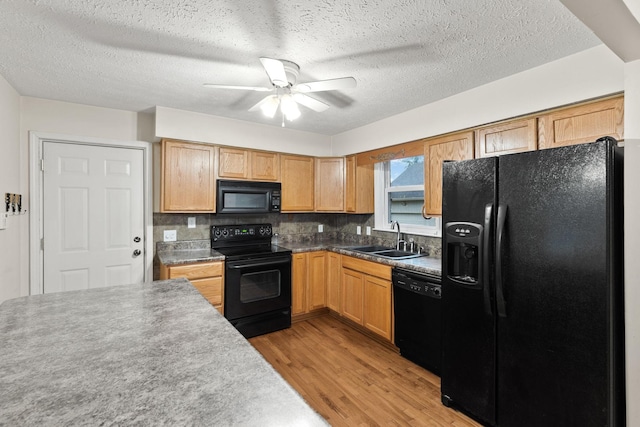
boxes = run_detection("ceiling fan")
[204,57,356,125]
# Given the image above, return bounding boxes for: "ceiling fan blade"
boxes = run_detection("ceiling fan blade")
[203,84,271,92]
[292,93,330,112]
[248,95,275,112]
[295,77,356,93]
[259,57,289,87]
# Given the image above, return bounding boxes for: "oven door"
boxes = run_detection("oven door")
[224,254,292,321]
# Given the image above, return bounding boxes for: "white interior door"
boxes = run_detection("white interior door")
[43,142,145,293]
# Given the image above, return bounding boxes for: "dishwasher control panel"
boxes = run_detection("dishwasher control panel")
[392,268,441,299]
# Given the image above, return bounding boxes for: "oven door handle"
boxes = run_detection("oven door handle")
[227,257,291,270]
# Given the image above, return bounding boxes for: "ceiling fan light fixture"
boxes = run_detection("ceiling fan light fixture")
[260,95,280,118]
[280,94,300,121]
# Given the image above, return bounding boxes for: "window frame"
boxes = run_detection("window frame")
[373,161,441,238]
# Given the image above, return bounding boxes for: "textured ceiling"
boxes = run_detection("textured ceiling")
[0,0,601,135]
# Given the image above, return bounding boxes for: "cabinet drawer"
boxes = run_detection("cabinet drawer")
[168,261,223,280]
[191,277,223,306]
[342,256,391,281]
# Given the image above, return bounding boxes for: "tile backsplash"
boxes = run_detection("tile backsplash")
[153,212,442,257]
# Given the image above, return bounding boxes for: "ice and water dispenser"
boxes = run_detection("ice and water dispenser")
[445,222,482,286]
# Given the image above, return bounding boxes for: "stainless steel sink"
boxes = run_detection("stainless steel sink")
[346,246,426,260]
[347,245,391,253]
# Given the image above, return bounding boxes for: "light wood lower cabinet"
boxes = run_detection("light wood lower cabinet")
[159,261,224,314]
[341,255,392,341]
[326,252,342,312]
[292,251,327,317]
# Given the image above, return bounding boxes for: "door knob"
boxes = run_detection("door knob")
[133,237,141,243]
[133,249,141,257]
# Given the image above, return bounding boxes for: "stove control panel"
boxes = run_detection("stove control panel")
[211,224,273,242]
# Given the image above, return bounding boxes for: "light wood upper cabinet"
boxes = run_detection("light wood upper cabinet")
[159,261,224,314]
[251,150,280,181]
[424,131,474,216]
[345,155,374,213]
[281,154,315,212]
[218,147,249,179]
[537,96,624,149]
[160,139,216,212]
[315,157,345,212]
[217,147,279,181]
[475,118,537,158]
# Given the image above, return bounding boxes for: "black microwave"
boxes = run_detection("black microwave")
[216,180,281,214]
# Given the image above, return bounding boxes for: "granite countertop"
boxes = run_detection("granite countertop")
[157,239,442,277]
[0,279,328,426]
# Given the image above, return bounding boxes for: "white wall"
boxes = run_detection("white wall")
[155,106,332,157]
[331,45,624,154]
[623,59,640,427]
[16,98,154,298]
[0,75,22,303]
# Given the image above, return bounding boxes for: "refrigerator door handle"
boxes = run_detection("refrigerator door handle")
[483,203,493,316]
[495,204,508,318]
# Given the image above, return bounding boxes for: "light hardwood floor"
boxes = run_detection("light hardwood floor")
[249,315,482,426]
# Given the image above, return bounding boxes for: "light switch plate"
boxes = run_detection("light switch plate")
[318,224,324,233]
[164,230,177,242]
[356,226,362,235]
[187,217,196,229]
[366,226,371,235]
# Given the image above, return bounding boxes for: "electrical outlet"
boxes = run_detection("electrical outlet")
[187,217,196,229]
[366,226,371,236]
[318,224,324,233]
[356,226,362,235]
[164,230,177,242]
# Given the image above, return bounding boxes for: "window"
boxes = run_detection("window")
[374,155,441,237]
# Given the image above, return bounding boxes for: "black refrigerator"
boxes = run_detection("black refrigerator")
[440,138,625,427]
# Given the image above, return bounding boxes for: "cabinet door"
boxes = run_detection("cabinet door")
[161,140,216,212]
[218,147,249,179]
[281,155,315,211]
[315,157,345,211]
[345,155,374,214]
[251,151,279,181]
[308,251,327,311]
[292,253,308,315]
[341,268,364,324]
[424,131,474,216]
[326,252,342,312]
[537,96,623,149]
[475,118,537,157]
[363,275,392,341]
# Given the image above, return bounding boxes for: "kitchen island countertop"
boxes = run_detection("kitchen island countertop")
[0,278,327,426]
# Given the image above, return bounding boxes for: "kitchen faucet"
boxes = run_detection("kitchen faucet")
[391,221,405,250]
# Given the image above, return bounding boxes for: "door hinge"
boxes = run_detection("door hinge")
[40,238,44,250]
[40,158,44,171]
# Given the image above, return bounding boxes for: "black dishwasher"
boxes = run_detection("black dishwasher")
[393,267,442,375]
